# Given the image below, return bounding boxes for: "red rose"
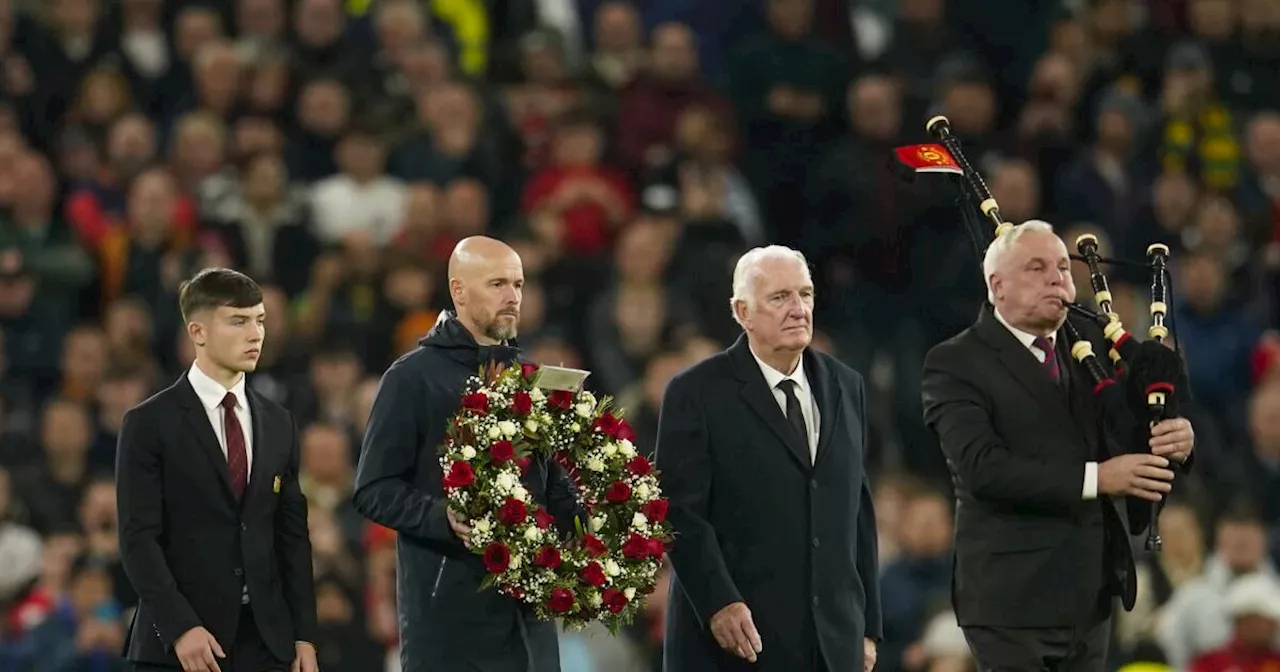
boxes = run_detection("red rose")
[621,533,649,559]
[582,534,608,557]
[512,391,533,415]
[641,498,669,523]
[548,390,574,410]
[521,362,539,381]
[605,480,631,503]
[615,419,637,442]
[489,440,515,463]
[601,587,629,614]
[533,545,561,569]
[497,498,528,526]
[483,543,511,574]
[461,392,489,414]
[579,561,607,587]
[592,413,621,437]
[441,461,475,489]
[533,507,555,529]
[646,537,666,558]
[625,455,653,476]
[515,456,532,476]
[546,587,575,613]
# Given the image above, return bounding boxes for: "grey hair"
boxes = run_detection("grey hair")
[729,245,811,325]
[982,219,1056,304]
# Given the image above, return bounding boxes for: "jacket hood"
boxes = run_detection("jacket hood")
[419,310,520,365]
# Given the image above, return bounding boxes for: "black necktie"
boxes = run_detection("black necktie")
[776,380,810,455]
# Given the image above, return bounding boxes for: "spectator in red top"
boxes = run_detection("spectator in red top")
[1189,572,1280,672]
[63,114,197,252]
[521,110,635,257]
[616,21,733,176]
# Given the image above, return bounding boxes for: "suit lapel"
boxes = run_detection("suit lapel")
[243,388,272,510]
[974,306,1082,442]
[176,377,236,501]
[808,350,842,468]
[728,337,812,471]
[1060,327,1103,459]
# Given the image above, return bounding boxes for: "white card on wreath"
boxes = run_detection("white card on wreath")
[534,365,591,392]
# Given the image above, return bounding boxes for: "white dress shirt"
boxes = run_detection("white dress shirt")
[751,348,820,464]
[993,309,1098,500]
[187,363,254,480]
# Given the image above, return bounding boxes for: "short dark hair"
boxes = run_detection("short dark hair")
[178,268,263,322]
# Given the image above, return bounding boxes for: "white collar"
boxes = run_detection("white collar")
[993,307,1056,352]
[187,361,248,411]
[749,345,809,394]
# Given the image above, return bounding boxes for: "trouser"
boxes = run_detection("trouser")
[962,617,1111,672]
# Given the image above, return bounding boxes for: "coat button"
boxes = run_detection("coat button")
[811,537,820,548]
[812,596,820,607]
[241,523,247,531]
[809,479,818,490]
[233,568,243,577]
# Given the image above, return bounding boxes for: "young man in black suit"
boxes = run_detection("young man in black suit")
[921,220,1196,672]
[116,268,318,672]
[656,245,882,672]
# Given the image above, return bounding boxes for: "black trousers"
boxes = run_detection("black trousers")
[962,617,1111,672]
[133,605,290,672]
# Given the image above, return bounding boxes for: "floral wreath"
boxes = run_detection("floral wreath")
[437,361,672,632]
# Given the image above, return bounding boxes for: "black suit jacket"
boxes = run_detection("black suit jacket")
[116,374,317,665]
[921,305,1154,630]
[656,336,882,672]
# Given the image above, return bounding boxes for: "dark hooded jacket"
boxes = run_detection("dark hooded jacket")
[352,312,580,672]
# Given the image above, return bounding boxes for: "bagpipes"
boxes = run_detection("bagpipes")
[897,116,1190,553]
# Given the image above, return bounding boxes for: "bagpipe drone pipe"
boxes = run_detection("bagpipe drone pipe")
[894,115,1192,553]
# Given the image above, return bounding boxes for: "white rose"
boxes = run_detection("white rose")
[635,483,652,501]
[589,591,603,607]
[509,554,522,569]
[460,446,477,460]
[498,420,518,437]
[511,484,528,500]
[590,515,606,532]
[523,526,540,541]
[580,391,597,405]
[624,587,636,600]
[619,440,636,458]
[604,559,621,576]
[487,425,501,439]
[569,422,581,433]
[474,518,492,533]
[603,442,618,456]
[631,512,649,529]
[495,472,517,493]
[525,419,539,434]
[586,458,605,472]
[575,402,593,418]
[530,388,545,402]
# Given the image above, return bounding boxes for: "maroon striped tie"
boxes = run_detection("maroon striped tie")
[221,392,248,499]
[1032,337,1060,384]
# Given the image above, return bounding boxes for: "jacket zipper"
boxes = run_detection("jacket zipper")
[430,558,447,598]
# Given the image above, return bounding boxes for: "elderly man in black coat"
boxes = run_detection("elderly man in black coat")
[656,245,882,672]
[353,236,580,672]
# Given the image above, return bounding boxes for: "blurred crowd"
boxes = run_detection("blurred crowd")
[0,0,1279,670]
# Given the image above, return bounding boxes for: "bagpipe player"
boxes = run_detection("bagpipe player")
[920,220,1196,672]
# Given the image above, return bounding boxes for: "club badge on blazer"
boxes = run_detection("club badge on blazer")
[273,475,281,493]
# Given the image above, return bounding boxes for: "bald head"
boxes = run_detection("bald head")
[448,236,524,345]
